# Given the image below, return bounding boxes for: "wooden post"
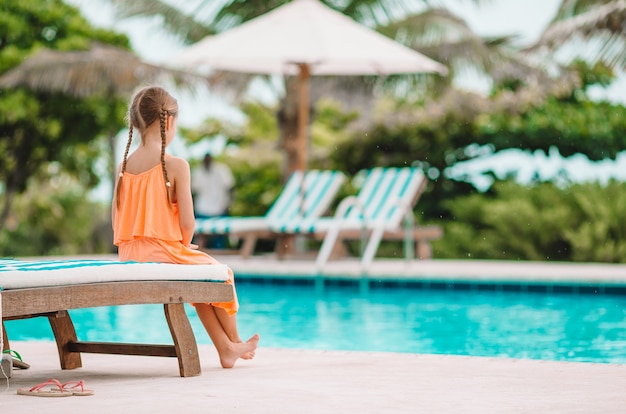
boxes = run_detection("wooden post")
[278,63,312,257]
[297,63,311,172]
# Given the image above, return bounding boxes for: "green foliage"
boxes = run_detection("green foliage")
[476,98,626,160]
[326,59,626,225]
[432,180,626,263]
[0,174,112,256]
[569,60,615,96]
[0,91,126,192]
[327,100,479,220]
[182,100,279,150]
[479,60,626,160]
[228,162,282,217]
[564,180,626,262]
[181,101,284,217]
[310,98,359,153]
[0,0,128,72]
[0,0,128,239]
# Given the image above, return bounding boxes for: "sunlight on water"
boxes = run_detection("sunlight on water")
[6,282,626,363]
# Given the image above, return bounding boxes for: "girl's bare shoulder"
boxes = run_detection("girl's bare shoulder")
[165,155,191,174]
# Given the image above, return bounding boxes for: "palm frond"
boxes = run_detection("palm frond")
[107,0,213,43]
[0,44,208,98]
[379,7,524,82]
[550,0,615,21]
[381,68,582,129]
[210,0,283,31]
[210,0,491,31]
[380,7,479,42]
[527,0,626,68]
[205,71,261,103]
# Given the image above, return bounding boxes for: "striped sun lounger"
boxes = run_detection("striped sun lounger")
[194,169,346,257]
[0,258,232,377]
[268,167,443,270]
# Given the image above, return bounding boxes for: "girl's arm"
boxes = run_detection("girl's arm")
[169,157,196,246]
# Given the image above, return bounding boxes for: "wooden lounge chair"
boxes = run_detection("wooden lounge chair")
[269,167,443,270]
[0,258,233,377]
[194,169,346,258]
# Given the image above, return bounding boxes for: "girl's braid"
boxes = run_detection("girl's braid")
[116,123,135,208]
[121,125,134,174]
[159,109,172,203]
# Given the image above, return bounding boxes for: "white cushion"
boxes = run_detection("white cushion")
[0,259,228,290]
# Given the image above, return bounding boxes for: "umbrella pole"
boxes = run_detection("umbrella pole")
[297,63,310,172]
[283,63,310,257]
[297,64,310,221]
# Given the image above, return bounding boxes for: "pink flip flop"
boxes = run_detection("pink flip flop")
[17,379,73,397]
[56,380,94,396]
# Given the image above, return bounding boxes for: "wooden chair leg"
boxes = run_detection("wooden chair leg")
[275,235,296,258]
[240,235,258,258]
[164,303,201,377]
[2,322,10,352]
[328,239,348,260]
[48,311,82,370]
[416,240,433,259]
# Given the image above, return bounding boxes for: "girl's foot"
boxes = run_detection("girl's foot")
[220,334,260,368]
[241,334,261,360]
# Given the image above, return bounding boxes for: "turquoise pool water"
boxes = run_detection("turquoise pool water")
[5,280,626,364]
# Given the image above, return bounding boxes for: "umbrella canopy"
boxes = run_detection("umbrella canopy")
[174,0,448,170]
[176,0,447,76]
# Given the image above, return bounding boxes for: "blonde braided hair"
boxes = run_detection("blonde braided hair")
[116,86,178,208]
[159,108,172,203]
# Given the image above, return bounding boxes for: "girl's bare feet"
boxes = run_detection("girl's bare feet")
[241,334,261,360]
[219,334,260,368]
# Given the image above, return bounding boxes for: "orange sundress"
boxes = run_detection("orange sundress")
[113,161,238,315]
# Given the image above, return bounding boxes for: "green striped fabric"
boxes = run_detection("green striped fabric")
[271,167,425,234]
[195,170,345,235]
[309,167,427,269]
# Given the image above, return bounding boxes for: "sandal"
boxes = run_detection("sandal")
[17,379,73,397]
[55,380,94,396]
[3,349,30,369]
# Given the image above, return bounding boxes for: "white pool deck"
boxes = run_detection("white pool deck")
[226,255,626,288]
[3,255,626,413]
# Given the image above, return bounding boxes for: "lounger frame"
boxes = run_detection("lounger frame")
[314,174,443,268]
[1,280,233,377]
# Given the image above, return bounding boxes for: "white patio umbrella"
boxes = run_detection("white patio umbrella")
[174,0,448,171]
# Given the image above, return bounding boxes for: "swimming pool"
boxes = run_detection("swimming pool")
[5,279,626,364]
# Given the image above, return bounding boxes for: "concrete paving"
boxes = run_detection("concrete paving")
[2,340,625,413]
[223,255,626,286]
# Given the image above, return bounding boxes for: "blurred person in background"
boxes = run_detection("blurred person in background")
[191,153,235,249]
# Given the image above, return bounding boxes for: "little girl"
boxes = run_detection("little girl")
[112,85,259,368]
